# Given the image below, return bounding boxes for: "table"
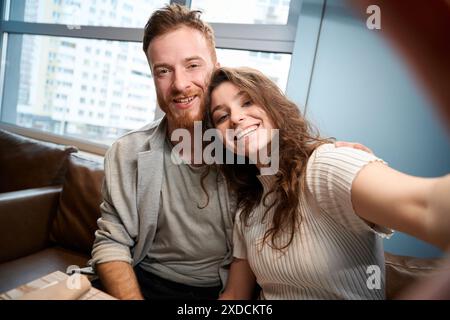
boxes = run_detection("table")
[0,270,116,300]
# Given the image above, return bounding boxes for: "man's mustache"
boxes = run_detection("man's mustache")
[170,89,202,101]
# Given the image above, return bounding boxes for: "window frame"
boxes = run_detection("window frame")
[0,0,301,155]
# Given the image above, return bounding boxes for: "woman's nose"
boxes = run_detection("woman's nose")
[230,109,245,126]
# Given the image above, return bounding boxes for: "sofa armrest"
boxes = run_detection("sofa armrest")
[0,186,62,263]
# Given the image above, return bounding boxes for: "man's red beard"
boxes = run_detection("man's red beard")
[158,90,206,129]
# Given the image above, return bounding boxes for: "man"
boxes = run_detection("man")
[90,4,231,300]
[89,4,369,300]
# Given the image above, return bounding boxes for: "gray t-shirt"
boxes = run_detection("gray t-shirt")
[140,138,227,287]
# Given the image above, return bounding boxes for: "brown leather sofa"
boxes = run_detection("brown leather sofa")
[0,128,446,298]
[0,129,103,293]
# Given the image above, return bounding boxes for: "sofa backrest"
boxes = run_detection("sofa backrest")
[50,153,104,255]
[0,129,77,193]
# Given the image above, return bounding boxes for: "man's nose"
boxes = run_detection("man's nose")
[172,69,191,93]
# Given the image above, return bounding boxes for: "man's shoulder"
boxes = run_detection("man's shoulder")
[106,118,163,158]
[115,119,161,142]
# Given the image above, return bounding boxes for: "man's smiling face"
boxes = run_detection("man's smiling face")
[148,26,218,130]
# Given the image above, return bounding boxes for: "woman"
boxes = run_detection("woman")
[205,67,450,300]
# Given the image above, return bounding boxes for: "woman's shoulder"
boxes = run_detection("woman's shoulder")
[305,142,386,195]
[308,143,334,160]
[306,143,341,171]
[307,142,381,170]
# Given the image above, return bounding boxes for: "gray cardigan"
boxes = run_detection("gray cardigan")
[89,117,236,288]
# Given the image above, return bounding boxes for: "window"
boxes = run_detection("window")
[191,0,291,24]
[2,34,156,145]
[217,49,291,92]
[9,0,168,28]
[0,0,299,152]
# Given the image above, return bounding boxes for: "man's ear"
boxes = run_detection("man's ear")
[215,61,221,69]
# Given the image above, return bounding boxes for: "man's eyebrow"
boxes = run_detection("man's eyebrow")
[152,63,171,70]
[185,56,204,63]
[152,56,204,71]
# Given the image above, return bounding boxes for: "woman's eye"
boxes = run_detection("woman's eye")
[242,100,252,107]
[215,114,228,124]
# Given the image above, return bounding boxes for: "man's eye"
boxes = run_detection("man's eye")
[157,69,169,76]
[188,64,200,69]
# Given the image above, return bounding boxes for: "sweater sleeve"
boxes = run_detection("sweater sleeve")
[306,143,393,238]
[89,146,135,269]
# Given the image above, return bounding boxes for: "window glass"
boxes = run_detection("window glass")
[3,34,156,145]
[9,0,168,28]
[217,48,291,91]
[191,0,291,24]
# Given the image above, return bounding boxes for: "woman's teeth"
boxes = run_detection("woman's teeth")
[235,125,259,140]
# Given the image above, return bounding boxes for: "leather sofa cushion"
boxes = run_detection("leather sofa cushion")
[50,154,104,255]
[0,129,77,193]
[0,246,88,293]
[385,251,445,299]
[394,256,450,299]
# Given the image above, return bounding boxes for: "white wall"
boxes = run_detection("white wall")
[287,0,450,258]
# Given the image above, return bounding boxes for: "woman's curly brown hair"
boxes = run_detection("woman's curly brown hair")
[205,67,333,251]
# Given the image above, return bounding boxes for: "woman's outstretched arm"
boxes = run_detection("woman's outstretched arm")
[351,162,450,249]
[219,258,256,300]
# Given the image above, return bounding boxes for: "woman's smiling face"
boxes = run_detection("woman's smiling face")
[210,81,275,157]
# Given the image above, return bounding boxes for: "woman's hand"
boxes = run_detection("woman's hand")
[335,141,374,155]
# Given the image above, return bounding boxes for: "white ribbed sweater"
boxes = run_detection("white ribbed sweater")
[233,144,393,300]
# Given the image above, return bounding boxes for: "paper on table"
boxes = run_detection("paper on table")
[16,274,91,300]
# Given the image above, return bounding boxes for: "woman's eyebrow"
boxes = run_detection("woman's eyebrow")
[211,90,248,114]
[235,90,247,99]
[211,104,226,115]
[235,91,251,103]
